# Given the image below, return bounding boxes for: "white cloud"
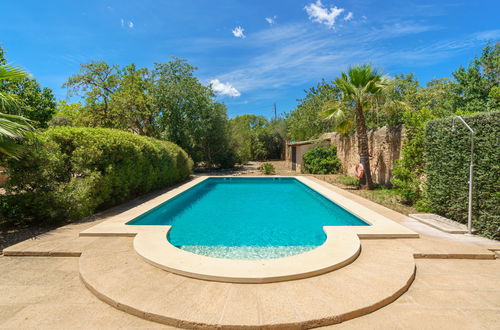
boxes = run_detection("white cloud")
[304,0,344,29]
[344,12,353,21]
[265,16,277,25]
[232,26,246,38]
[209,21,458,93]
[474,29,500,40]
[210,79,241,97]
[120,18,134,29]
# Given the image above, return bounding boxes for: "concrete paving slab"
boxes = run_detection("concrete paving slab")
[1,175,498,329]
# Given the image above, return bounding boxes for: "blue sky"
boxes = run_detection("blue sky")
[2,0,499,118]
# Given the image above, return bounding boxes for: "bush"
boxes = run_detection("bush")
[260,163,276,175]
[0,127,192,225]
[425,111,499,239]
[392,163,422,205]
[302,145,341,174]
[336,175,360,187]
[392,108,435,205]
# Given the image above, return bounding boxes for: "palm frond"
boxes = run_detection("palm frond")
[322,100,354,135]
[0,64,29,81]
[0,137,24,158]
[322,100,344,119]
[0,91,23,113]
[0,113,33,139]
[382,100,409,115]
[0,64,29,113]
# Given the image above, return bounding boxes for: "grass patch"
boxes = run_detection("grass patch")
[331,175,360,187]
[318,175,417,215]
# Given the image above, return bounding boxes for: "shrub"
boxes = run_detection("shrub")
[392,163,422,205]
[0,127,192,225]
[425,111,499,239]
[302,145,341,174]
[260,162,276,175]
[392,108,435,205]
[336,175,360,187]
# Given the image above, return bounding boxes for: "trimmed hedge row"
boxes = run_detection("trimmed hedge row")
[425,111,499,239]
[1,127,192,225]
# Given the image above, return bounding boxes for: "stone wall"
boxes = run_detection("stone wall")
[321,125,404,185]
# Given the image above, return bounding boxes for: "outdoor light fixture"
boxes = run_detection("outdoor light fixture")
[451,115,475,234]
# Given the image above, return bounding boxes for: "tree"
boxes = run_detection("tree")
[152,57,235,166]
[48,100,84,127]
[0,47,56,128]
[110,64,157,136]
[63,58,236,168]
[229,114,268,163]
[368,73,418,128]
[259,118,288,160]
[324,65,388,189]
[152,58,211,154]
[63,61,120,127]
[196,102,235,168]
[0,64,33,157]
[415,78,456,118]
[287,80,340,141]
[452,42,499,112]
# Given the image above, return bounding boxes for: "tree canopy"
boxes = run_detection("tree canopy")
[0,47,56,128]
[61,57,235,168]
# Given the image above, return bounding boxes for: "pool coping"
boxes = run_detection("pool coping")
[79,176,419,283]
[134,226,362,283]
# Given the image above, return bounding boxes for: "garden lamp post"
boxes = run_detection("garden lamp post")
[451,115,475,234]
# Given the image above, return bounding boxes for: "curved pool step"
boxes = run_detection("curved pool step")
[79,237,415,329]
[133,227,361,283]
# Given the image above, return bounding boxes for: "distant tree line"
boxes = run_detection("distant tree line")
[287,43,499,142]
[50,58,235,168]
[287,42,499,198]
[0,42,497,176]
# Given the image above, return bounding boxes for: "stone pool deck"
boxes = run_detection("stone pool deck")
[1,176,499,329]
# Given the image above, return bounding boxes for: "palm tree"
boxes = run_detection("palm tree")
[323,64,388,189]
[0,64,33,157]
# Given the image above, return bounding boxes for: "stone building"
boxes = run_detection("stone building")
[285,139,330,173]
[286,126,404,185]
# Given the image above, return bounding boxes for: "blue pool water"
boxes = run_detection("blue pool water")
[128,178,368,258]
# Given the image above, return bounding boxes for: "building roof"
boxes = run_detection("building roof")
[287,138,329,146]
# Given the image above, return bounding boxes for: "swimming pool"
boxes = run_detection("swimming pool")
[128,177,368,259]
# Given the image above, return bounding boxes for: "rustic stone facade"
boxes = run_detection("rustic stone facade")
[322,126,404,185]
[286,126,404,186]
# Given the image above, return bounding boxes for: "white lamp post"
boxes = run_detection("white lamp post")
[451,115,475,234]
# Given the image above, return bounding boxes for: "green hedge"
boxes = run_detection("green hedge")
[425,111,499,239]
[302,145,341,174]
[1,127,192,225]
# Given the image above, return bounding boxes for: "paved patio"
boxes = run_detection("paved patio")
[1,176,499,329]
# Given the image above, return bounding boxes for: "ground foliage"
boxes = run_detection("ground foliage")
[259,163,276,175]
